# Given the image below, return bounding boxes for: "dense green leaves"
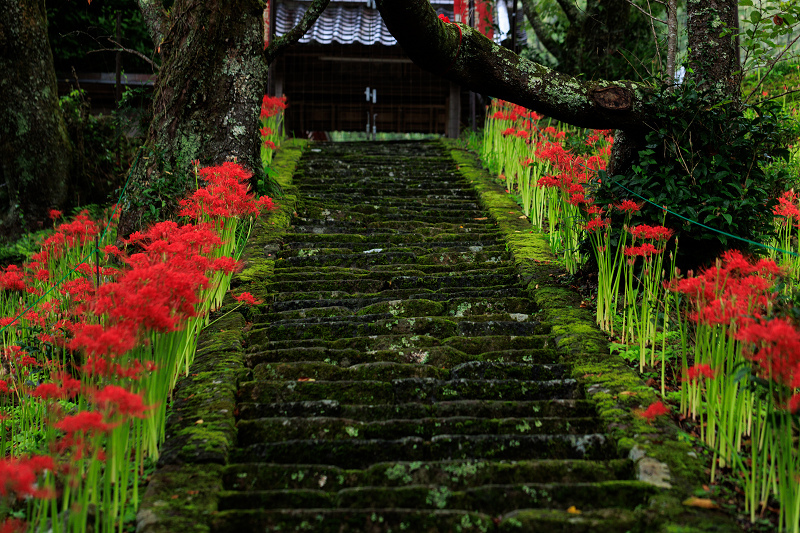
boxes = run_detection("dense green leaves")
[596,82,794,268]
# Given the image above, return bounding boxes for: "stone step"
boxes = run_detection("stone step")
[210,508,494,533]
[280,231,503,245]
[236,416,601,444]
[267,287,527,312]
[263,271,519,294]
[236,399,597,422]
[257,317,549,343]
[222,458,633,491]
[255,334,554,356]
[238,378,580,405]
[250,361,569,382]
[290,222,494,234]
[230,433,614,468]
[279,242,507,257]
[217,480,657,514]
[274,249,511,269]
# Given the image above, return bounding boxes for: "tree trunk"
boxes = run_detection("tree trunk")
[0,0,72,238]
[686,0,740,103]
[119,0,331,237]
[118,0,269,237]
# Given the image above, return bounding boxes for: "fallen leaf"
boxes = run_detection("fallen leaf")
[171,495,179,499]
[519,215,527,219]
[566,506,581,514]
[297,378,316,382]
[195,419,203,424]
[682,497,719,509]
[474,217,488,220]
[620,391,636,397]
[187,490,199,495]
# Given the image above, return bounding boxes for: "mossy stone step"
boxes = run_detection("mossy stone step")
[222,458,633,492]
[239,378,580,405]
[281,230,503,245]
[267,287,528,312]
[279,242,507,256]
[218,480,657,514]
[236,399,597,423]
[290,221,493,235]
[231,433,613,468]
[250,361,569,382]
[251,361,451,381]
[258,316,550,343]
[210,508,494,533]
[256,334,554,355]
[264,271,518,294]
[497,507,642,532]
[236,416,601,444]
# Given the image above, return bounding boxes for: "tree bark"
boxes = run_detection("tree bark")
[686,0,740,103]
[0,0,72,237]
[119,0,330,237]
[376,0,651,132]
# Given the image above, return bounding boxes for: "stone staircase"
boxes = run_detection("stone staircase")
[209,142,660,532]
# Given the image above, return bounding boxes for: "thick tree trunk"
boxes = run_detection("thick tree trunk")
[686,0,740,103]
[0,0,72,238]
[118,0,269,237]
[119,0,331,237]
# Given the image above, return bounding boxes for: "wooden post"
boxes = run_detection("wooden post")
[448,81,460,138]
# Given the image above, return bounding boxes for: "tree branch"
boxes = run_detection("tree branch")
[621,0,666,25]
[136,0,168,48]
[376,0,650,131]
[554,0,582,24]
[89,39,159,71]
[520,0,566,63]
[264,0,331,64]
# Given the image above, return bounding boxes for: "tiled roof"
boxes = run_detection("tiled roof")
[275,1,523,46]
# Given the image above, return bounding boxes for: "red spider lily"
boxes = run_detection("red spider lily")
[736,317,800,389]
[625,243,662,257]
[93,385,151,419]
[69,323,138,358]
[48,209,62,220]
[264,140,277,150]
[501,127,516,136]
[585,133,599,146]
[0,518,27,533]
[233,292,263,306]
[0,380,9,394]
[585,217,609,233]
[31,383,61,401]
[683,363,716,382]
[616,200,642,214]
[629,224,675,242]
[0,265,32,293]
[260,127,273,137]
[0,455,55,499]
[670,251,782,327]
[639,401,670,422]
[773,190,799,221]
[788,394,800,413]
[260,95,287,120]
[515,129,530,139]
[55,411,113,436]
[178,163,276,220]
[438,13,450,22]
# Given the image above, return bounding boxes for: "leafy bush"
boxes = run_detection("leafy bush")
[597,82,794,268]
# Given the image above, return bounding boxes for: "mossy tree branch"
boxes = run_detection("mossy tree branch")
[376,0,651,131]
[136,0,168,48]
[264,0,331,64]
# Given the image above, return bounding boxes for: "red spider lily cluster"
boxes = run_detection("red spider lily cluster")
[0,160,277,531]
